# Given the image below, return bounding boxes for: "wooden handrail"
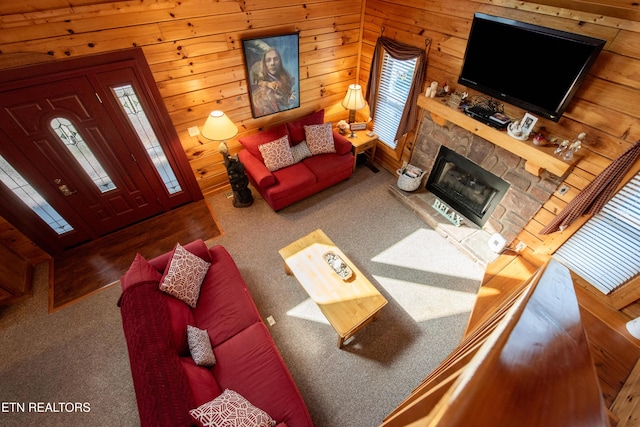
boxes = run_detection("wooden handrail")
[381,260,609,427]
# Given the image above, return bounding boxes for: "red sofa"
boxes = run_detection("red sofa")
[118,240,313,427]
[238,109,354,211]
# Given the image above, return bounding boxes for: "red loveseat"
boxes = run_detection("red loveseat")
[118,240,312,427]
[238,109,354,211]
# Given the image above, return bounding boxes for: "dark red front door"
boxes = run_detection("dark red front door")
[0,49,202,254]
[1,76,163,239]
[0,50,201,253]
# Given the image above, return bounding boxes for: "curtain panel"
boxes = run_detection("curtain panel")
[539,139,640,234]
[365,37,427,143]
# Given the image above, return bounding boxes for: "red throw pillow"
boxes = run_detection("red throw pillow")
[238,125,288,163]
[287,109,325,145]
[121,253,162,292]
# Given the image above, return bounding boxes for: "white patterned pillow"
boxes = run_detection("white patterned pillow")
[189,389,276,427]
[304,122,335,155]
[290,140,312,163]
[258,135,295,171]
[187,325,216,366]
[160,244,211,308]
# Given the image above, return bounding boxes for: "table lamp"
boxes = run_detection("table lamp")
[627,317,640,340]
[341,84,366,137]
[201,110,253,207]
[200,110,238,152]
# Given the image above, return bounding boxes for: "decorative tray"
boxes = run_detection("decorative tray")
[323,251,353,281]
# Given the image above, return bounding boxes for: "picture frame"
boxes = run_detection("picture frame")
[350,122,367,131]
[242,33,300,119]
[520,112,538,137]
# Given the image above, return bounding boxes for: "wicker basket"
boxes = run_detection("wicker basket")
[396,163,426,192]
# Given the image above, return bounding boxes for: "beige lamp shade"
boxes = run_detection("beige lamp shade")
[627,317,640,339]
[341,84,366,111]
[201,111,238,141]
[341,84,366,124]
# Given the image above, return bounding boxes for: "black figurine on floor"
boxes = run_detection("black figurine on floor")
[219,142,253,208]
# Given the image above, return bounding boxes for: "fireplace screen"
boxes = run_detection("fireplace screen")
[426,146,509,227]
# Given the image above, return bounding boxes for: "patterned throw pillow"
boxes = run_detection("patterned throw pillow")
[286,109,325,144]
[290,140,312,163]
[160,244,211,308]
[304,122,336,155]
[258,135,295,172]
[189,389,276,427]
[187,325,216,366]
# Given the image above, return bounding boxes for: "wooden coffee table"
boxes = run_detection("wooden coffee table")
[278,229,388,348]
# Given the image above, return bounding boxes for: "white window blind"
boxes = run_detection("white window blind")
[553,172,640,294]
[373,51,417,149]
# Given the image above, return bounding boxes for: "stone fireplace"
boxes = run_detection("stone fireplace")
[390,113,563,266]
[426,146,510,228]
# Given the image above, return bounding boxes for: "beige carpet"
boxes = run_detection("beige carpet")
[0,262,138,426]
[206,167,485,426]
[0,166,485,426]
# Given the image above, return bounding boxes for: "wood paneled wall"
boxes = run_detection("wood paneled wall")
[2,0,637,255]
[0,0,637,295]
[0,0,364,194]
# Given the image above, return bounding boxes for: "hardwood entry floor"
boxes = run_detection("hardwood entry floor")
[50,198,223,311]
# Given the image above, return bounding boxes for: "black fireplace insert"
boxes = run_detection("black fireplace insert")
[426,146,510,227]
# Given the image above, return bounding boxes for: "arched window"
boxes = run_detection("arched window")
[51,117,116,193]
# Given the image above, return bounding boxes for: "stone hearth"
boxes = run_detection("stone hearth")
[391,113,563,267]
[390,185,501,267]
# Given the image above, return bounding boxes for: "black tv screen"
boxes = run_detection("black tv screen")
[458,13,605,121]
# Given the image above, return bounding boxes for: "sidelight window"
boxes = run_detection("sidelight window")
[113,84,182,194]
[0,154,73,235]
[51,117,116,193]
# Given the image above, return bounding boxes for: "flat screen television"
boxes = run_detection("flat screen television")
[458,13,605,122]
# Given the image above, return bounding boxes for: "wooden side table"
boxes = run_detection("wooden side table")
[348,131,378,172]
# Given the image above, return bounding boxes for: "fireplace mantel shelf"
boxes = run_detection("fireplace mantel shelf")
[417,95,579,177]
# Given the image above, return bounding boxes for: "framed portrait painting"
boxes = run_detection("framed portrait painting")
[242,33,300,119]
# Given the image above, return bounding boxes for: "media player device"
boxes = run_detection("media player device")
[489,112,511,127]
[464,105,511,130]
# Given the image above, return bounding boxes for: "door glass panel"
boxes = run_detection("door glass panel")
[0,154,74,235]
[50,117,117,193]
[113,84,182,194]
